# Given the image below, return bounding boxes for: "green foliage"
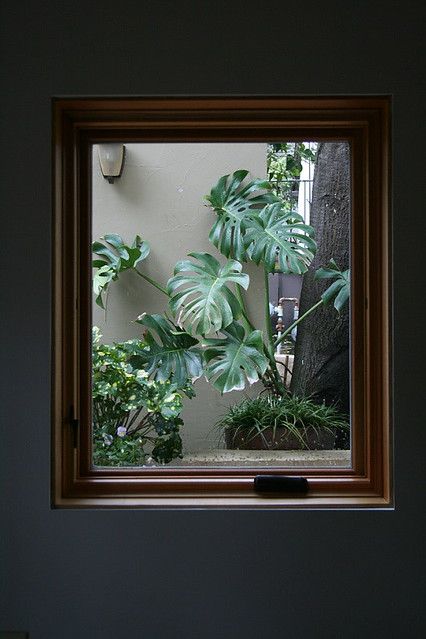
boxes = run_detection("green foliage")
[92,327,184,466]
[167,252,249,335]
[267,143,317,210]
[131,313,204,388]
[205,171,316,276]
[244,203,316,274]
[205,169,278,261]
[92,233,150,308]
[315,259,350,312]
[151,421,183,464]
[93,431,149,467]
[92,167,349,405]
[92,327,148,430]
[273,262,351,353]
[267,142,316,181]
[203,322,269,393]
[216,394,349,450]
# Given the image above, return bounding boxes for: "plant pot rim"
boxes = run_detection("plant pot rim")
[224,424,337,451]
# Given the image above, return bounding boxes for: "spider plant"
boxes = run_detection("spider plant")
[216,395,349,450]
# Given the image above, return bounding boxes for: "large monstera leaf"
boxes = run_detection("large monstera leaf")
[203,322,269,393]
[205,169,279,261]
[167,252,249,336]
[92,233,150,308]
[130,314,203,388]
[244,203,316,274]
[315,259,350,312]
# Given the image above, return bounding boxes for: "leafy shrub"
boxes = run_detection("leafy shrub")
[92,327,184,466]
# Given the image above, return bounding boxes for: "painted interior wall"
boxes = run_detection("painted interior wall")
[1,2,425,638]
[92,143,267,450]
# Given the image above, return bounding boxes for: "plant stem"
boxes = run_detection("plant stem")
[128,414,151,435]
[274,298,324,348]
[134,269,168,296]
[263,267,276,359]
[263,266,286,395]
[235,284,255,332]
[236,281,282,392]
[126,407,144,431]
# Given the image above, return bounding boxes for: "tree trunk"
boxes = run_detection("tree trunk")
[290,142,350,415]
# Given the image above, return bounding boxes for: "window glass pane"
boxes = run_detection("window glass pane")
[91,142,351,469]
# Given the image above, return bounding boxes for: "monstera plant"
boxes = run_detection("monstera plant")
[93,170,349,399]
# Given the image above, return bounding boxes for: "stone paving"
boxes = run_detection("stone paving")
[171,449,351,468]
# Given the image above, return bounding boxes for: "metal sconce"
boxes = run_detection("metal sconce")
[97,144,126,183]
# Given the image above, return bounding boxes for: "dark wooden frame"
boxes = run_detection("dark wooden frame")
[52,96,392,508]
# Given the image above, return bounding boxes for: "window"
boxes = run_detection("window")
[52,96,392,508]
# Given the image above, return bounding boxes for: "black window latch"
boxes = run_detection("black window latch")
[254,475,309,494]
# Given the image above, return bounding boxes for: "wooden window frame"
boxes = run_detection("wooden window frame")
[52,96,392,509]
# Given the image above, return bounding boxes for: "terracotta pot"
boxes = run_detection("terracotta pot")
[224,425,336,451]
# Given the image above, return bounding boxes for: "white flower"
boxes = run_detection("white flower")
[117,426,127,438]
[102,433,113,446]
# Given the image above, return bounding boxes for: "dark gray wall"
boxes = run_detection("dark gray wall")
[1,2,425,637]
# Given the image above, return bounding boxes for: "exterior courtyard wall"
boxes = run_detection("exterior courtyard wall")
[93,143,267,451]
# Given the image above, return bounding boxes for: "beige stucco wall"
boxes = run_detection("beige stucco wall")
[92,143,267,452]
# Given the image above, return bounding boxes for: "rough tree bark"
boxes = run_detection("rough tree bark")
[290,142,350,415]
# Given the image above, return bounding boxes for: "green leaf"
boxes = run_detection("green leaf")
[131,313,203,388]
[314,258,341,279]
[167,252,248,335]
[103,233,132,258]
[205,170,279,261]
[315,260,350,312]
[101,233,150,268]
[151,429,183,464]
[243,203,316,274]
[92,233,150,308]
[203,322,269,393]
[93,265,116,309]
[333,283,350,312]
[92,241,120,265]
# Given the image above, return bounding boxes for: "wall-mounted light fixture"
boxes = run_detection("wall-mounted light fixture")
[97,143,126,183]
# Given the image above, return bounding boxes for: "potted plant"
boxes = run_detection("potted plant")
[218,395,349,451]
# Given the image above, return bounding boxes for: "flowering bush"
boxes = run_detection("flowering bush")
[92,327,184,466]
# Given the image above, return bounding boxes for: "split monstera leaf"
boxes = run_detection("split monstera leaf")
[92,233,150,309]
[203,322,268,393]
[130,314,203,390]
[167,252,249,335]
[205,170,315,272]
[205,169,277,261]
[315,259,350,312]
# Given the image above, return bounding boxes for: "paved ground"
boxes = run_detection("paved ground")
[171,449,351,468]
